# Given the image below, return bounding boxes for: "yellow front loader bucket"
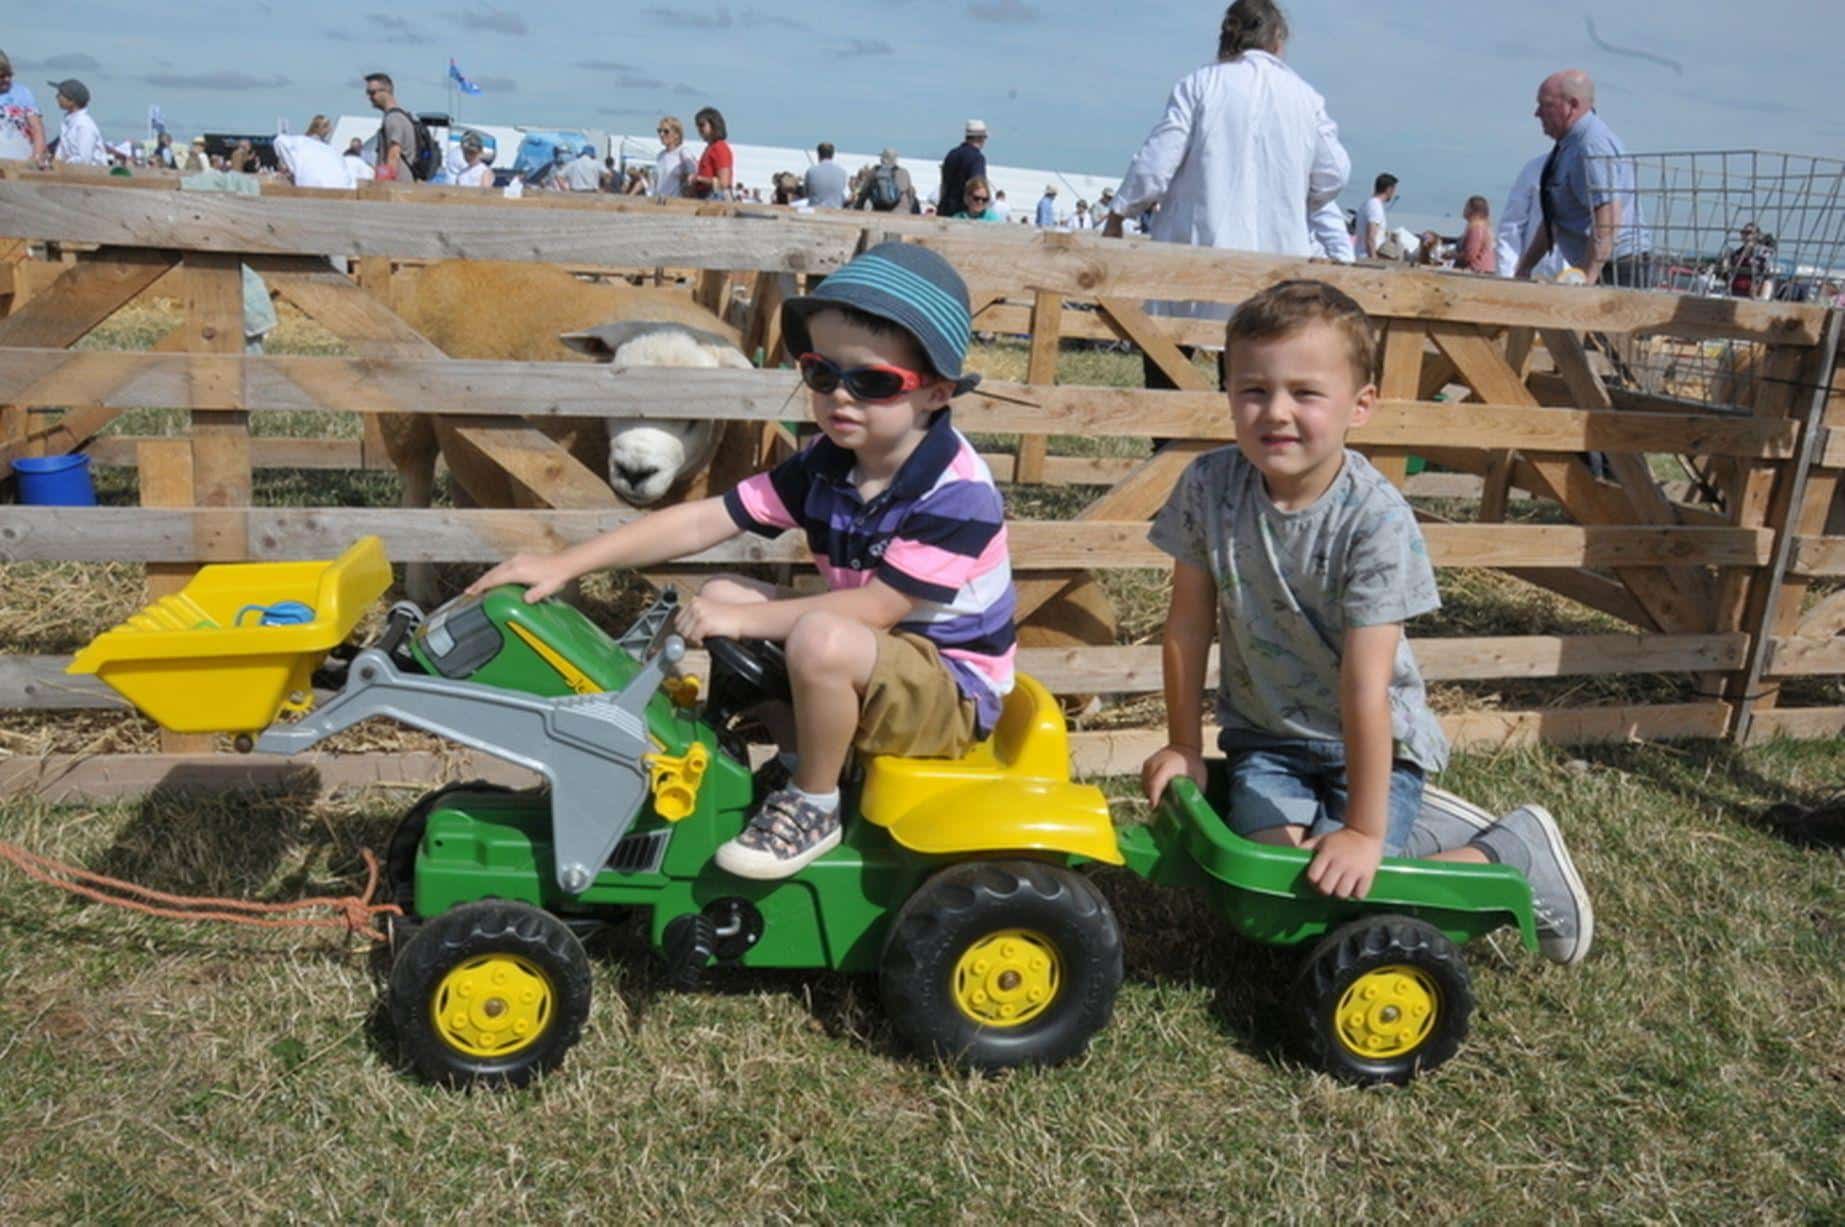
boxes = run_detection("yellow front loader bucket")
[68,537,392,735]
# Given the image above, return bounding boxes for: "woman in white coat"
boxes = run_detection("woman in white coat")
[1103,0,1350,388]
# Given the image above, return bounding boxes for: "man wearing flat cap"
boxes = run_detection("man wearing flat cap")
[50,78,106,166]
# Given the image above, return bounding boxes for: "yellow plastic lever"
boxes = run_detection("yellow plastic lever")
[663,675,701,708]
[645,742,710,822]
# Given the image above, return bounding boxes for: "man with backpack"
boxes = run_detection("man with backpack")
[853,147,916,213]
[364,72,431,181]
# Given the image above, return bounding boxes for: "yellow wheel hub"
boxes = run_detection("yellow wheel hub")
[431,953,555,1059]
[952,929,1061,1028]
[1334,965,1439,1059]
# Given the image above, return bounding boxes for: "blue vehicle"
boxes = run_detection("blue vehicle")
[510,130,595,187]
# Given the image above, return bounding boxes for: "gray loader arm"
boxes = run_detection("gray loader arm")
[258,637,686,895]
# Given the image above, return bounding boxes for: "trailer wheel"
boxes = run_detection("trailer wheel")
[1291,915,1473,1085]
[880,860,1122,1070]
[389,900,591,1090]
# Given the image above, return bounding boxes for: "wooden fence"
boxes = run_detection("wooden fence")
[0,166,1839,799]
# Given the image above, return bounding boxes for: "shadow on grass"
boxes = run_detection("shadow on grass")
[92,771,331,897]
[1090,863,1299,1067]
[1565,738,1845,849]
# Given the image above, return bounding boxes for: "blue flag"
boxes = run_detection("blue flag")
[449,59,483,95]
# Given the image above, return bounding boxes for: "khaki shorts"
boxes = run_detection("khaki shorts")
[855,631,980,759]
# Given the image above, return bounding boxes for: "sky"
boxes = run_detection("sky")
[6,0,1841,223]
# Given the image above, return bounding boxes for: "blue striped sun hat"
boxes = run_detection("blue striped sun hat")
[781,242,981,396]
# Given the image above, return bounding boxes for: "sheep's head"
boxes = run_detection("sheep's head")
[560,322,753,506]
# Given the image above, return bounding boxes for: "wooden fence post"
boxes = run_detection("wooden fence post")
[1373,320,1422,491]
[138,437,215,752]
[1726,319,1845,742]
[1014,290,1061,484]
[354,255,397,471]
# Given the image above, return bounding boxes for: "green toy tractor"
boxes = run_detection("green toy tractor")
[73,539,1541,1088]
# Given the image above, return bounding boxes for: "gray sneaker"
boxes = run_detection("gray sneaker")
[1475,804,1595,966]
[715,787,842,880]
[1403,784,1496,858]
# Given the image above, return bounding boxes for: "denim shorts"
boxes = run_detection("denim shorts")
[1217,730,1424,855]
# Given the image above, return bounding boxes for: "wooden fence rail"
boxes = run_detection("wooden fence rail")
[1,172,1841,797]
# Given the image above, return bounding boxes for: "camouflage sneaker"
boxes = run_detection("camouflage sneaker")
[715,787,842,880]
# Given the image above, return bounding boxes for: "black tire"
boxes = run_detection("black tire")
[388,900,592,1089]
[880,860,1122,1071]
[1291,915,1473,1086]
[386,781,514,915]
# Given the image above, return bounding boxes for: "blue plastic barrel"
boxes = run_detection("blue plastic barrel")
[13,454,97,506]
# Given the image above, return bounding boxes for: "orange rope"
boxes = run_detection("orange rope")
[0,841,402,943]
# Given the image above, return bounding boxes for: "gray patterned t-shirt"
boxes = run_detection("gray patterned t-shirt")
[1148,447,1449,772]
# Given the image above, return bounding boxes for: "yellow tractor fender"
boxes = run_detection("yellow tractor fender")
[881,777,1123,865]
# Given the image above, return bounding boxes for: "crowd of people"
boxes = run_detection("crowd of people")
[1,19,1836,303]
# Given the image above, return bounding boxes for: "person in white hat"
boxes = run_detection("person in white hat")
[1035,184,1059,228]
[938,119,988,219]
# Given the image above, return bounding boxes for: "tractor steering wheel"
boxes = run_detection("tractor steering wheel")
[704,636,792,705]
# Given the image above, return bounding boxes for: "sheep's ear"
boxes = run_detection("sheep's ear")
[558,329,616,359]
[559,321,660,359]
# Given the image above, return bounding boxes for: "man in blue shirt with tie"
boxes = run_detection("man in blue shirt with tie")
[1513,69,1652,289]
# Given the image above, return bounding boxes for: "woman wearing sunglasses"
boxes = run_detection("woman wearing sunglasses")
[950,175,1005,222]
[468,243,1016,881]
[652,116,698,199]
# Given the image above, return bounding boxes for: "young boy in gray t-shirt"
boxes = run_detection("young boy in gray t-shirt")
[1141,281,1592,964]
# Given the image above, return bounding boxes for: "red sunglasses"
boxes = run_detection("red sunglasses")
[797,352,931,402]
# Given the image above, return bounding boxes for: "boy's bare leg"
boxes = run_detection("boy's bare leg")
[783,611,879,794]
[697,573,783,604]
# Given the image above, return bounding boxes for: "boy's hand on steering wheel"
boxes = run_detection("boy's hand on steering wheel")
[466,553,576,602]
[674,593,746,646]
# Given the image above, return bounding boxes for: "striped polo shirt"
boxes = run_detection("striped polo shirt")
[723,412,1017,735]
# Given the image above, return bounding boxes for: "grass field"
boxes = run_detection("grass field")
[1,740,1842,1221]
[1,303,1842,1221]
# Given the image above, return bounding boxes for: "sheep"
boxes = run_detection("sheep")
[556,320,756,505]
